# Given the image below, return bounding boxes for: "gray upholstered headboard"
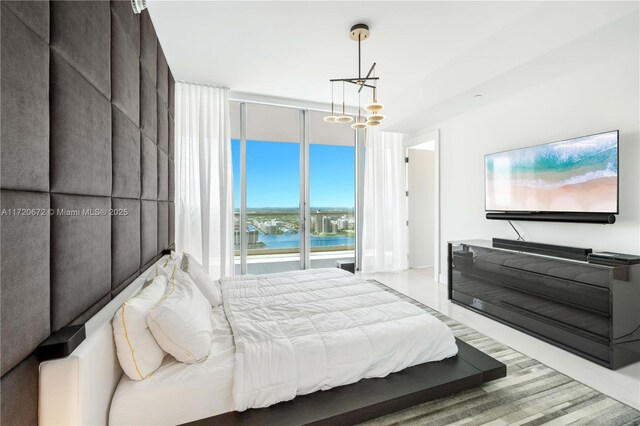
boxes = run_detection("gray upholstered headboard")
[0,2,174,424]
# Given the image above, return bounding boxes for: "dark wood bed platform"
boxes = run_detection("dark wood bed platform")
[184,338,506,426]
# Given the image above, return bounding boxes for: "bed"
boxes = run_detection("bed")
[39,257,503,426]
[108,306,235,425]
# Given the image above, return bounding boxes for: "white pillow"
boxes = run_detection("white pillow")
[147,266,213,363]
[142,262,170,288]
[180,253,222,307]
[112,275,168,381]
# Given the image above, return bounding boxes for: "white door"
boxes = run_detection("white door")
[407,148,435,268]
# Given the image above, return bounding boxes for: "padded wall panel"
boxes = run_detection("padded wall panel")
[111,198,141,288]
[141,200,158,267]
[158,201,169,252]
[1,7,50,191]
[157,100,169,153]
[111,10,140,126]
[1,4,174,422]
[141,134,158,200]
[112,106,141,198]
[140,68,157,142]
[168,159,175,202]
[2,1,49,42]
[50,53,112,196]
[158,149,169,201]
[140,11,157,84]
[51,194,111,331]
[169,202,175,247]
[157,46,169,105]
[168,69,175,117]
[50,0,110,98]
[169,115,175,159]
[141,257,158,273]
[111,0,139,51]
[1,191,50,376]
[112,272,138,298]
[1,355,39,426]
[70,294,111,326]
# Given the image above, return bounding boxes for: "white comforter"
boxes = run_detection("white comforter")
[221,268,458,411]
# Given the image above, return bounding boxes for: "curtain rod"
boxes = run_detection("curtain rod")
[176,80,230,90]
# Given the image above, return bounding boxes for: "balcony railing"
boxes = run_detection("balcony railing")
[234,210,355,257]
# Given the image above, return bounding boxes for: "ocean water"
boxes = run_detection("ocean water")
[259,234,354,249]
[486,131,618,189]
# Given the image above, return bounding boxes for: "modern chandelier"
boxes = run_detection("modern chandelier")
[324,24,385,129]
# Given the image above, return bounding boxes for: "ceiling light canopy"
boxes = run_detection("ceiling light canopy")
[324,23,386,129]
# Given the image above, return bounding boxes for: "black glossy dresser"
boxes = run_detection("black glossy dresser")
[448,240,640,369]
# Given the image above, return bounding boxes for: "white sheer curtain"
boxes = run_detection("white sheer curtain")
[361,128,408,272]
[174,82,234,279]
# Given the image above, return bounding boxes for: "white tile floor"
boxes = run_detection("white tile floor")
[358,267,640,411]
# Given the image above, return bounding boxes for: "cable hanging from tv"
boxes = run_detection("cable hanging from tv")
[507,220,525,241]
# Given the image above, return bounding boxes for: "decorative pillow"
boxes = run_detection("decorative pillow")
[180,253,222,307]
[142,262,170,288]
[113,275,168,381]
[147,266,213,363]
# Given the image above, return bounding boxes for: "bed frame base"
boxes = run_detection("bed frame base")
[184,338,506,426]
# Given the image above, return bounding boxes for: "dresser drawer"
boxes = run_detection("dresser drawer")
[453,252,610,314]
[451,289,611,365]
[450,269,610,339]
[462,245,611,288]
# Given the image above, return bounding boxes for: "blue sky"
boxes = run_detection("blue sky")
[232,140,355,208]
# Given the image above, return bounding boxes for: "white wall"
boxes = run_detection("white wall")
[408,149,435,267]
[412,42,640,410]
[430,45,639,277]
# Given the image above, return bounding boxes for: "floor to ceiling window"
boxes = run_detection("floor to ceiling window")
[231,102,356,274]
[308,111,355,269]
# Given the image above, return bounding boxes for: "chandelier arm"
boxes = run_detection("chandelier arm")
[329,77,379,83]
[358,63,377,93]
[344,80,367,87]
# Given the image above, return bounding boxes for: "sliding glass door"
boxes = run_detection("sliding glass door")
[232,102,355,274]
[308,111,355,268]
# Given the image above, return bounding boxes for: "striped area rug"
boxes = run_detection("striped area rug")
[365,280,640,426]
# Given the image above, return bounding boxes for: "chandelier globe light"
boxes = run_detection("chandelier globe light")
[365,85,384,113]
[326,23,385,128]
[352,119,367,130]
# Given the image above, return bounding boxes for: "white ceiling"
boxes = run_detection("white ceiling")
[149,1,639,134]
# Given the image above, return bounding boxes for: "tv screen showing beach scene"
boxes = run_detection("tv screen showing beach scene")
[485,130,618,213]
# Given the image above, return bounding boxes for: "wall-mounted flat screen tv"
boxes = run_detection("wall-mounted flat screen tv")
[485,130,619,214]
